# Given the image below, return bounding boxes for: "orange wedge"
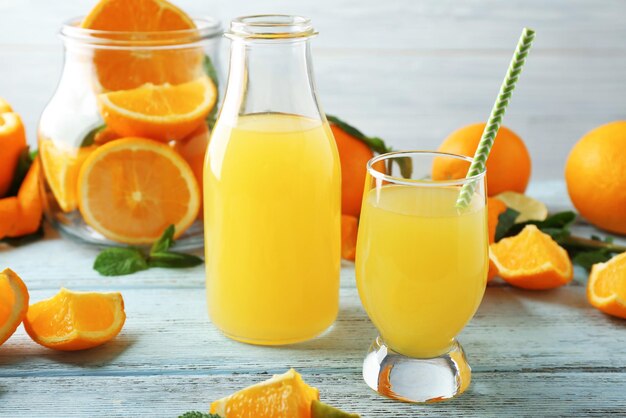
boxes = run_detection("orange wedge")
[0,269,29,347]
[98,77,216,142]
[23,288,125,351]
[210,369,319,418]
[490,225,573,290]
[588,252,626,319]
[81,0,202,91]
[77,137,200,244]
[39,139,96,213]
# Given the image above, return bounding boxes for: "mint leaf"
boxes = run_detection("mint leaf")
[497,210,576,242]
[311,400,361,418]
[326,114,412,178]
[326,115,390,154]
[80,124,106,147]
[94,247,149,276]
[148,252,203,268]
[495,208,520,241]
[178,412,221,418]
[572,249,614,271]
[150,224,175,255]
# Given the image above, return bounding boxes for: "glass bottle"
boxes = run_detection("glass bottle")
[204,15,341,345]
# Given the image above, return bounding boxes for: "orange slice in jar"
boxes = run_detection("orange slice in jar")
[81,0,203,92]
[97,77,216,142]
[77,137,200,244]
[39,139,96,213]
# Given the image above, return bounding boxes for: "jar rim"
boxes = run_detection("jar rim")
[227,15,317,40]
[60,16,222,49]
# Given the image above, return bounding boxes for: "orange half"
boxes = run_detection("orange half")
[490,225,573,290]
[588,252,626,319]
[77,137,200,244]
[210,369,319,418]
[0,268,29,346]
[98,77,216,142]
[81,0,201,91]
[23,288,125,351]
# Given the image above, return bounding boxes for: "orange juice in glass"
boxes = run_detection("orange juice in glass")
[356,151,488,402]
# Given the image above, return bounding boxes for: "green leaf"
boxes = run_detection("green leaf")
[499,210,577,241]
[178,412,222,418]
[93,247,149,276]
[326,114,413,178]
[148,252,203,268]
[6,146,34,197]
[79,124,107,147]
[311,400,361,418]
[495,208,521,241]
[203,55,220,129]
[150,225,175,255]
[326,115,390,155]
[572,249,614,271]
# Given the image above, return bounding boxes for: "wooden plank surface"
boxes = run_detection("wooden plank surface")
[1,0,626,416]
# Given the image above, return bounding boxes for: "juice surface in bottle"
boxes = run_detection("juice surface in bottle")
[356,185,487,358]
[204,112,341,345]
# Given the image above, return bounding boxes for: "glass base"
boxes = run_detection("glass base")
[52,211,205,251]
[363,336,471,403]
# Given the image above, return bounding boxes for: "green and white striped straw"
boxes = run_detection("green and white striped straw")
[456,27,536,208]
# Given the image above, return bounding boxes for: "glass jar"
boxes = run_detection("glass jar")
[204,15,341,345]
[38,17,222,249]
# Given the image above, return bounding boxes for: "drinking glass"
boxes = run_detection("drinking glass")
[356,151,488,402]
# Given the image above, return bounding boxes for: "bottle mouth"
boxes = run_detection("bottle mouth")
[227,15,317,40]
[60,16,222,50]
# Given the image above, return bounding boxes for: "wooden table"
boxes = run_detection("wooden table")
[1,182,625,417]
[2,1,626,415]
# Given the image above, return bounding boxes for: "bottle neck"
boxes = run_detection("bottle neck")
[220,38,324,125]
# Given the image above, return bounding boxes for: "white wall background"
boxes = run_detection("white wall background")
[0,0,624,181]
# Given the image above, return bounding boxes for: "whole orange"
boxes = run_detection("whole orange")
[565,121,626,234]
[434,123,531,196]
[331,124,374,217]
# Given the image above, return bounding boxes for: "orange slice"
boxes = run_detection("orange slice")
[98,77,216,142]
[0,268,29,346]
[210,369,319,418]
[490,225,573,290]
[39,139,95,212]
[81,0,202,91]
[23,288,125,351]
[588,252,626,319]
[77,137,200,244]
